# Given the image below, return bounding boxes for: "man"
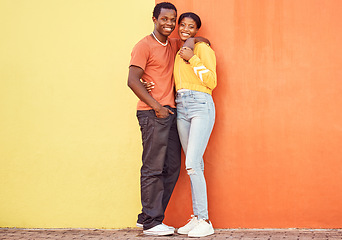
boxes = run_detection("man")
[128,2,207,236]
[128,2,181,236]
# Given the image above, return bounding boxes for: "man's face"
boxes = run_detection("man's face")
[153,8,177,37]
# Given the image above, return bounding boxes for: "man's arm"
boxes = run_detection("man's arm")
[127,65,173,118]
[194,36,211,46]
[182,37,211,50]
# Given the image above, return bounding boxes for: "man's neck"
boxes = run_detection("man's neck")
[152,31,168,44]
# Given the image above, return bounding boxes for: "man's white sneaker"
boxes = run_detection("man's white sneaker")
[188,219,214,237]
[162,223,175,231]
[137,222,174,230]
[177,215,199,235]
[143,224,174,236]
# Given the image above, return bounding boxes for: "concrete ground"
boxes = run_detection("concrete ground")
[1,228,342,240]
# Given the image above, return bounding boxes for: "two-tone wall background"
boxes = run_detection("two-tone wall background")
[1,0,342,229]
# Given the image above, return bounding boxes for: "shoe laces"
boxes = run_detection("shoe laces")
[188,215,198,222]
[197,219,210,225]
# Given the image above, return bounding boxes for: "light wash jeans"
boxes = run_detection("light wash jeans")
[175,90,215,220]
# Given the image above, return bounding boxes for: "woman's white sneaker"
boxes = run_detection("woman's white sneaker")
[188,219,214,237]
[143,224,174,236]
[177,215,199,235]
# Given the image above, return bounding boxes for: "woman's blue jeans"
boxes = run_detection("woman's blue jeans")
[175,90,215,220]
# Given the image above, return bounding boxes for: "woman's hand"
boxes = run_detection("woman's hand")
[179,46,194,62]
[140,80,155,92]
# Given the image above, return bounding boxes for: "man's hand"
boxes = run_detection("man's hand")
[154,105,174,118]
[194,36,210,46]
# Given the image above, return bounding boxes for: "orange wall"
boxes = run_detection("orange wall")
[157,0,342,228]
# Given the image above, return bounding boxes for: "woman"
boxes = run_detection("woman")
[174,12,217,238]
[143,12,216,238]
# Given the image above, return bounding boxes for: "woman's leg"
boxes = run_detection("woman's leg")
[176,95,200,217]
[185,92,215,220]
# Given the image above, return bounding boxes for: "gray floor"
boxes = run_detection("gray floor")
[1,228,342,239]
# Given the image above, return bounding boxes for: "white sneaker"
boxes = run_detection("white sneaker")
[177,215,199,235]
[162,223,175,231]
[188,219,214,237]
[137,222,174,230]
[143,224,174,236]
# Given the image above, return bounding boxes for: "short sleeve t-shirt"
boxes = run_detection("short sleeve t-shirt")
[130,35,181,110]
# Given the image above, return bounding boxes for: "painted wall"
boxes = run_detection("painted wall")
[0,0,154,228]
[1,0,342,229]
[161,0,342,229]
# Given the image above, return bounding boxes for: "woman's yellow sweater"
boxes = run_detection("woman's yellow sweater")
[174,42,217,95]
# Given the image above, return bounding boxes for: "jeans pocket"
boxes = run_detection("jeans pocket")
[155,114,171,126]
[137,116,149,141]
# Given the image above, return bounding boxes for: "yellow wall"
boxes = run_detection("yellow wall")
[0,0,154,228]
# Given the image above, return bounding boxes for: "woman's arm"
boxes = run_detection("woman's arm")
[179,44,217,90]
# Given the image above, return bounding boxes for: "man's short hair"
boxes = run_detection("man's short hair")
[153,2,177,19]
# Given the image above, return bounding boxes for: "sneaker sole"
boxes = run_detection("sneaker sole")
[188,230,214,237]
[177,229,192,235]
[143,230,174,236]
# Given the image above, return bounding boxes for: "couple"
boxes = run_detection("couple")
[127,2,217,238]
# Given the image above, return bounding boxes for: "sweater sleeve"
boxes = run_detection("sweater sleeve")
[188,43,217,90]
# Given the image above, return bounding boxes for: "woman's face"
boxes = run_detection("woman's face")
[178,17,199,41]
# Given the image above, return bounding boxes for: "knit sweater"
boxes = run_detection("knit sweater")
[174,42,217,95]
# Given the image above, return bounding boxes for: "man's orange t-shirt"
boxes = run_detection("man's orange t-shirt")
[130,35,181,110]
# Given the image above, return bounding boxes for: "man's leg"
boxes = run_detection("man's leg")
[161,108,181,213]
[137,109,174,230]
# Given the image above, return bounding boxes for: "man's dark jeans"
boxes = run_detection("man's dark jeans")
[136,106,181,230]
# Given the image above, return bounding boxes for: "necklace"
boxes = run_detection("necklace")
[151,32,168,46]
